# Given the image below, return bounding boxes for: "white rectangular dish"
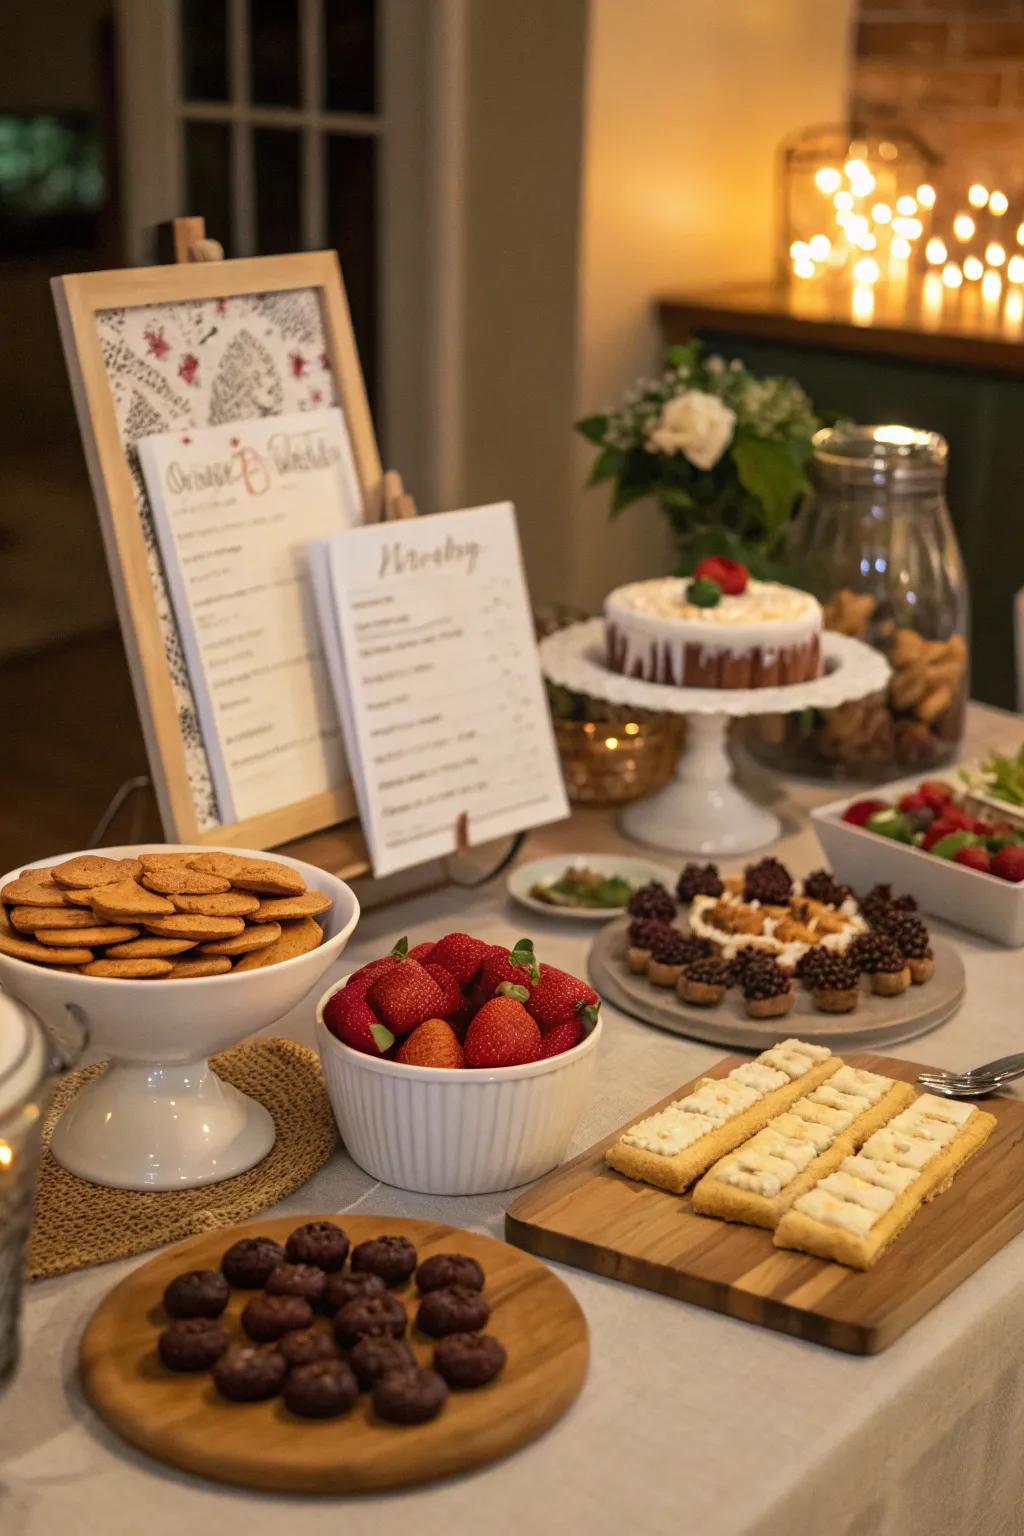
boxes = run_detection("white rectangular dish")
[812,773,1024,947]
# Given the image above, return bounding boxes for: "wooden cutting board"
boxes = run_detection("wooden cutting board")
[589,917,965,1050]
[81,1214,588,1493]
[506,1054,1024,1355]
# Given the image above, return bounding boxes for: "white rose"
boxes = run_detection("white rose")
[647,390,736,470]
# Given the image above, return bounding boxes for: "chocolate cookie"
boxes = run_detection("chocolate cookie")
[415,1285,491,1339]
[322,1270,387,1315]
[415,1253,485,1295]
[333,1292,408,1349]
[283,1359,359,1419]
[350,1235,418,1287]
[213,1345,288,1402]
[373,1366,448,1425]
[265,1263,327,1304]
[158,1318,228,1372]
[241,1292,314,1342]
[349,1335,416,1390]
[433,1332,507,1389]
[162,1268,229,1320]
[278,1327,340,1368]
[221,1235,285,1289]
[285,1220,350,1272]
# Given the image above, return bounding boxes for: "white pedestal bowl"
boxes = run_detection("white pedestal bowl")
[0,845,359,1191]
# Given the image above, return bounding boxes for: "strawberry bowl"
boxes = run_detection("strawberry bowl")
[314,980,602,1196]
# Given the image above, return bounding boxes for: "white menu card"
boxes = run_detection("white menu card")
[310,502,569,876]
[138,408,361,823]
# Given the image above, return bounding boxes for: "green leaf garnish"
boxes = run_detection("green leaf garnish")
[688,577,722,608]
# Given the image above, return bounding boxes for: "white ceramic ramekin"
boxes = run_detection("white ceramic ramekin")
[315,980,601,1195]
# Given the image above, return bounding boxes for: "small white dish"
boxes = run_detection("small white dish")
[507,853,678,921]
[315,978,602,1195]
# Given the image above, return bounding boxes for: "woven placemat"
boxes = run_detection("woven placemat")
[29,1037,337,1280]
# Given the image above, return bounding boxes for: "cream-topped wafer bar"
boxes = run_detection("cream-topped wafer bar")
[773,1093,997,1269]
[605,1039,838,1194]
[692,1065,915,1229]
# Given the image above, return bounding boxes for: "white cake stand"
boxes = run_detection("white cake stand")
[541,621,890,856]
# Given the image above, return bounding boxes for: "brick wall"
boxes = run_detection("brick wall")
[853,1,1024,179]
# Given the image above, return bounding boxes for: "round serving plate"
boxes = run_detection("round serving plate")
[507,853,678,922]
[80,1213,588,1494]
[588,917,964,1051]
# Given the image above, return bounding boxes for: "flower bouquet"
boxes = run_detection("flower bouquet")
[576,342,823,574]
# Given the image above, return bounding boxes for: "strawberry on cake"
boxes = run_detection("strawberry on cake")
[604,557,822,688]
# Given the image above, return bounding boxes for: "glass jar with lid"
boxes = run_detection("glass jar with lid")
[748,424,969,779]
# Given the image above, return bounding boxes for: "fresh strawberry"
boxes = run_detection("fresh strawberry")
[477,938,540,998]
[843,798,889,827]
[970,818,994,837]
[992,845,1024,882]
[396,1017,465,1069]
[918,779,954,809]
[407,941,436,962]
[538,1015,584,1058]
[428,931,490,986]
[694,555,748,596]
[322,985,394,1057]
[526,963,601,1034]
[423,962,462,1017]
[464,997,542,1068]
[954,845,991,873]
[367,946,447,1036]
[922,817,966,851]
[344,954,399,1000]
[898,790,930,815]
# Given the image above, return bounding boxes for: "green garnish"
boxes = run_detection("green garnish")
[529,869,633,909]
[688,577,722,608]
[978,743,1024,807]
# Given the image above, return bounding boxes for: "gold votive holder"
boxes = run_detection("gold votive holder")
[554,713,685,805]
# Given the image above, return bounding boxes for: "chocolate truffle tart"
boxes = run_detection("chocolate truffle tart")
[79,1214,588,1494]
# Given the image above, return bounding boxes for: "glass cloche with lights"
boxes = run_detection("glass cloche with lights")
[746,425,969,780]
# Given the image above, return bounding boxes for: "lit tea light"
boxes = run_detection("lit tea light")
[982,269,1002,302]
[917,183,936,209]
[895,195,917,216]
[926,236,948,265]
[808,234,831,261]
[851,283,875,324]
[834,190,854,213]
[792,255,815,279]
[942,262,963,289]
[853,256,880,285]
[1008,255,1024,283]
[964,255,984,282]
[0,1141,12,1170]
[816,166,842,195]
[922,270,944,324]
[953,214,975,241]
[892,216,923,240]
[990,190,1009,216]
[624,722,640,736]
[872,202,892,224]
[968,183,989,209]
[604,736,619,751]
[891,237,912,260]
[1006,288,1024,327]
[790,240,810,259]
[986,242,1006,267]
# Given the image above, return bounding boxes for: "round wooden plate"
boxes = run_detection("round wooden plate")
[80,1213,588,1494]
[589,918,964,1050]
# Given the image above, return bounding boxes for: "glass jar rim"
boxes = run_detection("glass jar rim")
[811,424,947,484]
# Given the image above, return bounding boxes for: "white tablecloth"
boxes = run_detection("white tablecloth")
[4,705,1024,1536]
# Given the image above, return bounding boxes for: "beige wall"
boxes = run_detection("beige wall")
[571,0,854,609]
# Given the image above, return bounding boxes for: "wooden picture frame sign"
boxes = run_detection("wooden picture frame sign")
[53,249,386,852]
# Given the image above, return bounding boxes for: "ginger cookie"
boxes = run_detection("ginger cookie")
[144,914,247,941]
[167,956,232,978]
[0,874,75,909]
[138,852,198,872]
[187,853,305,896]
[35,925,139,947]
[232,917,323,971]
[200,922,282,957]
[170,891,260,918]
[0,931,95,965]
[249,891,332,922]
[105,936,197,958]
[49,855,142,889]
[9,906,101,932]
[81,958,175,979]
[88,881,176,919]
[62,888,103,906]
[141,868,232,896]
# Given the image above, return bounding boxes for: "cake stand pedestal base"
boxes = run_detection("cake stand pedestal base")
[49,1058,276,1191]
[620,713,780,856]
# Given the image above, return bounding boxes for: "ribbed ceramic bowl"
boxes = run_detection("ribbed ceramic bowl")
[314,981,602,1195]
